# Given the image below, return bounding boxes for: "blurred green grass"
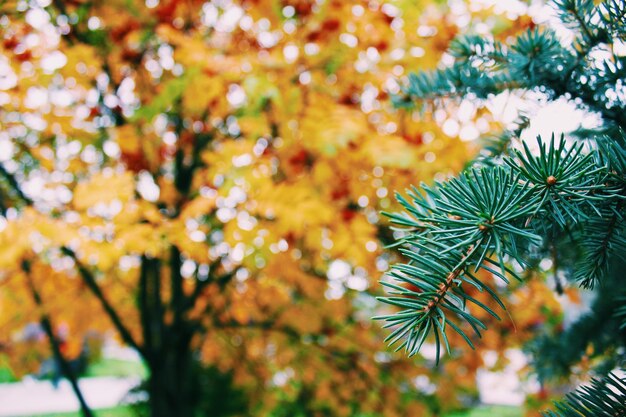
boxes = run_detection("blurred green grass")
[28,408,135,417]
[0,357,147,382]
[83,358,147,379]
[448,406,523,417]
[0,354,17,383]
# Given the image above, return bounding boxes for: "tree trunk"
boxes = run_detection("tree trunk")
[146,330,196,417]
[139,249,204,417]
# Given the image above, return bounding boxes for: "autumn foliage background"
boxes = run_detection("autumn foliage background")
[0,0,563,416]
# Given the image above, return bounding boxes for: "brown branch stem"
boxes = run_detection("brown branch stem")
[424,243,477,313]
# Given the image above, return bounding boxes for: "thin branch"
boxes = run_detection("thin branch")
[139,255,164,364]
[185,258,238,311]
[424,243,478,314]
[570,5,595,43]
[170,246,184,331]
[551,243,564,295]
[212,319,382,388]
[0,164,32,206]
[1,147,145,357]
[62,247,144,356]
[139,255,153,360]
[22,261,95,417]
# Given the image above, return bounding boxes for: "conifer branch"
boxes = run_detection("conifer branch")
[382,0,626,366]
[378,136,620,358]
[541,371,626,417]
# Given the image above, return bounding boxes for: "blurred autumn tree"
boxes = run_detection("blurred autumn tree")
[0,0,547,416]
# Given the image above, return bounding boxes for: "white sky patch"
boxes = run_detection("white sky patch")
[181,259,196,278]
[390,48,405,61]
[614,39,626,57]
[0,133,15,162]
[226,84,246,108]
[227,186,246,205]
[340,33,358,48]
[40,51,67,73]
[117,77,138,108]
[282,6,295,18]
[360,84,379,113]
[442,118,460,137]
[230,242,245,262]
[459,124,480,141]
[201,3,218,27]
[158,44,175,70]
[271,368,294,387]
[24,87,48,109]
[304,43,320,55]
[298,71,311,85]
[0,58,18,90]
[366,47,381,63]
[283,20,296,35]
[414,375,437,395]
[50,90,73,107]
[283,44,299,64]
[258,31,280,48]
[218,5,244,32]
[326,259,371,295]
[137,171,160,202]
[236,210,256,231]
[25,7,50,30]
[0,92,9,106]
[328,260,351,281]
[22,175,46,201]
[325,281,345,299]
[409,46,425,57]
[346,274,369,291]
[216,207,236,223]
[232,153,252,167]
[486,91,524,125]
[457,100,476,123]
[103,141,120,158]
[239,15,253,31]
[23,113,47,131]
[189,230,206,242]
[477,349,538,406]
[87,16,101,31]
[520,98,602,143]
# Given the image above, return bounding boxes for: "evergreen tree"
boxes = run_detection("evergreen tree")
[378,0,626,415]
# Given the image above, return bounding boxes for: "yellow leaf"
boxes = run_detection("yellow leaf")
[73,172,135,211]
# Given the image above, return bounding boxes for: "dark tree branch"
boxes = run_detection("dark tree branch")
[139,256,153,360]
[184,257,238,312]
[61,247,144,356]
[139,255,166,364]
[22,261,95,417]
[212,319,382,388]
[0,164,32,206]
[170,246,184,332]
